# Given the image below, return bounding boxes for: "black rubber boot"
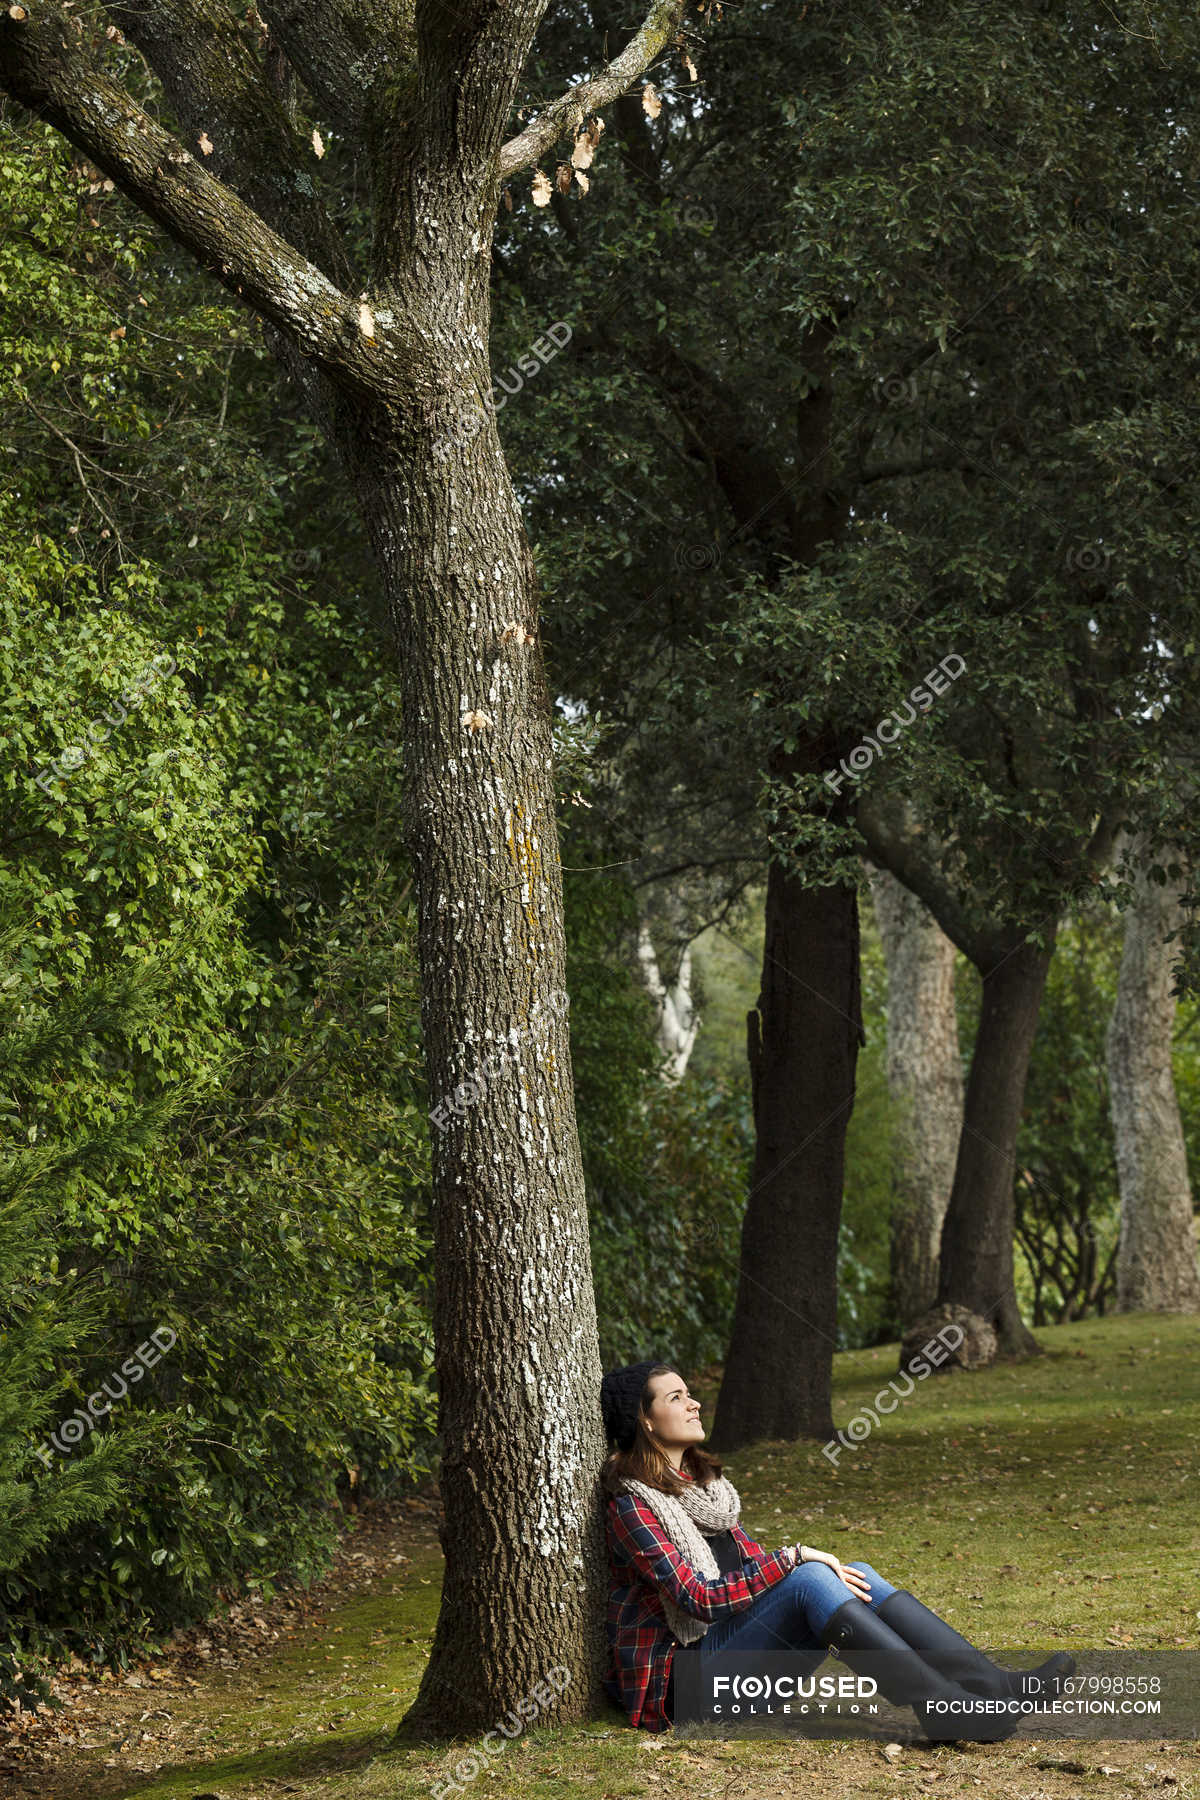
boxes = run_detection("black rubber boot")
[818,1597,1024,1743]
[876,1589,1076,1706]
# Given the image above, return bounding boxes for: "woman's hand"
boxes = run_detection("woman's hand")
[795,1547,872,1601]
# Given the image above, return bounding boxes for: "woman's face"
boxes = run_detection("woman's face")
[642,1370,704,1452]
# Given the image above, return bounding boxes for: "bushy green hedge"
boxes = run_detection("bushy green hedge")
[0,481,435,1679]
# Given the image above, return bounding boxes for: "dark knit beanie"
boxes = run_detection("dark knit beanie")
[600,1358,663,1452]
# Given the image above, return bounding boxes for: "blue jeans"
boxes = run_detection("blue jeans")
[670,1561,897,1709]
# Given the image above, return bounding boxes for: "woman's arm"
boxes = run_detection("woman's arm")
[730,1521,768,1561]
[608,1494,794,1623]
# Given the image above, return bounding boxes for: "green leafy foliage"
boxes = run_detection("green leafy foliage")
[0,111,436,1682]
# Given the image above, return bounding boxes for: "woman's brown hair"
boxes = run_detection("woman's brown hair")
[599,1362,724,1497]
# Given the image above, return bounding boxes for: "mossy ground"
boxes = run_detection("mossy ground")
[15,1311,1200,1800]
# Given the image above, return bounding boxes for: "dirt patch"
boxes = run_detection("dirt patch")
[0,1491,443,1799]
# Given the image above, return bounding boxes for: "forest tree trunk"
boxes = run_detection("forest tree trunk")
[868,863,964,1326]
[637,921,699,1083]
[647,311,859,1448]
[1106,841,1200,1312]
[710,850,863,1449]
[337,291,609,1740]
[933,934,1052,1356]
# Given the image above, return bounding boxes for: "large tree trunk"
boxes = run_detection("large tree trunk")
[934,934,1052,1355]
[343,416,609,1732]
[857,793,1126,1364]
[709,855,863,1449]
[867,863,964,1325]
[1106,841,1200,1312]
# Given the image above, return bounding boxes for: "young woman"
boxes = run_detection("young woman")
[600,1360,1075,1741]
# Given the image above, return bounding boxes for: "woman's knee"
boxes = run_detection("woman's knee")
[843,1560,897,1601]
[781,1562,846,1616]
[786,1562,844,1595]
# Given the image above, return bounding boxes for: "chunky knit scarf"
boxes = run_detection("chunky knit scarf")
[619,1472,743,1645]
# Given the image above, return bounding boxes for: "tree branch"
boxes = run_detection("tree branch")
[857,452,966,486]
[628,333,802,548]
[1083,801,1125,875]
[631,856,765,888]
[104,0,352,286]
[253,0,416,140]
[0,6,401,400]
[495,0,687,182]
[857,791,995,966]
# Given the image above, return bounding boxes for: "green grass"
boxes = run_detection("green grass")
[42,1311,1200,1800]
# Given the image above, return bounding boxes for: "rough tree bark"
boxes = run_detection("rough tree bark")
[855,793,1098,1356]
[867,862,964,1325]
[935,931,1053,1352]
[709,321,857,1448]
[1106,836,1200,1313]
[0,0,687,1733]
[711,749,864,1448]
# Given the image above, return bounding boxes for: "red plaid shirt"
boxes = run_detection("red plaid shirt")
[603,1470,795,1732]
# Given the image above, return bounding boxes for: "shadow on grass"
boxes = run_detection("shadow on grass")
[65,1723,401,1800]
[66,1709,635,1800]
